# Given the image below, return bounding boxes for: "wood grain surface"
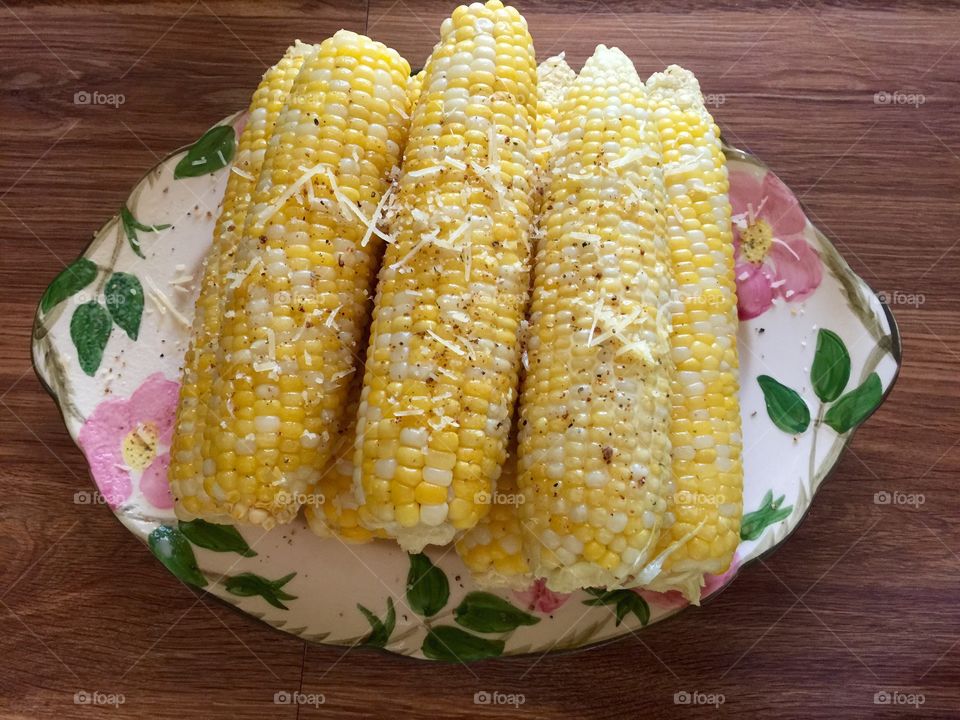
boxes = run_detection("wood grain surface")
[2,1,958,717]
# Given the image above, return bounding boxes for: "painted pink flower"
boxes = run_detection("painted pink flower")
[730,169,823,320]
[634,588,689,612]
[514,578,570,614]
[77,373,179,510]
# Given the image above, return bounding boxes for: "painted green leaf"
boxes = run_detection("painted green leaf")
[104,272,144,340]
[454,592,540,633]
[40,258,97,313]
[224,571,297,610]
[405,553,449,618]
[421,626,505,662]
[824,373,882,434]
[357,597,396,648]
[178,519,256,557]
[757,375,810,434]
[740,490,794,541]
[147,525,207,587]
[811,329,851,403]
[70,301,111,376]
[174,125,236,179]
[582,588,649,627]
[120,206,171,258]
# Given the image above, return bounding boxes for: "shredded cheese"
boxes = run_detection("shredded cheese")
[143,275,191,327]
[230,165,255,181]
[427,329,466,357]
[570,231,600,243]
[443,156,466,171]
[407,166,442,179]
[324,169,394,245]
[325,304,343,330]
[228,256,262,290]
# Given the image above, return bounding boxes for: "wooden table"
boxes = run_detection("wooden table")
[2,1,958,717]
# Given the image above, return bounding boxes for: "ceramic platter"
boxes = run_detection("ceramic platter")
[32,110,901,661]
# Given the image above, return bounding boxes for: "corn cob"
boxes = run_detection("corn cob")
[183,31,411,528]
[517,46,674,592]
[171,43,316,522]
[532,54,576,206]
[637,65,742,603]
[407,67,426,108]
[304,368,387,543]
[354,0,539,551]
[454,428,529,587]
[455,55,574,587]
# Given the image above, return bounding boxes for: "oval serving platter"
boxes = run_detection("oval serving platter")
[32,111,901,661]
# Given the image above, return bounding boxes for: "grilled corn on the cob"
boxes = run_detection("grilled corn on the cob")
[354,0,539,551]
[171,43,316,523]
[176,31,411,528]
[637,66,742,602]
[517,45,674,592]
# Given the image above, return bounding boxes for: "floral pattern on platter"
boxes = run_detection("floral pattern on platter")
[731,169,823,320]
[514,579,571,614]
[31,115,901,661]
[77,372,179,510]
